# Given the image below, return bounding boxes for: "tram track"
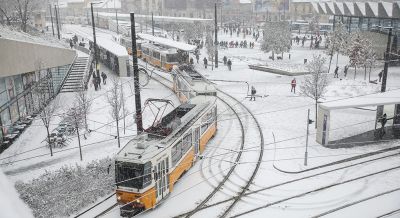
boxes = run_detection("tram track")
[174,151,400,217]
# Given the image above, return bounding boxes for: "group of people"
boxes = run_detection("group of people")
[228,40,255,49]
[92,71,107,91]
[294,34,324,49]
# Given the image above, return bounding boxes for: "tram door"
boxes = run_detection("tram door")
[194,127,200,157]
[161,55,166,69]
[155,157,169,203]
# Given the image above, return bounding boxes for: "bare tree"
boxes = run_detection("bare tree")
[106,78,125,148]
[325,22,348,73]
[75,90,91,131]
[0,0,14,25]
[300,55,329,128]
[67,105,85,161]
[37,87,59,156]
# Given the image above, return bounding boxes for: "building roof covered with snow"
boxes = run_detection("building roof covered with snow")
[312,1,400,18]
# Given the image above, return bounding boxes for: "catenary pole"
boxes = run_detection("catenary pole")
[49,4,55,36]
[91,3,100,78]
[214,3,218,68]
[304,109,310,166]
[54,5,60,40]
[152,12,154,36]
[131,13,143,134]
[376,28,393,129]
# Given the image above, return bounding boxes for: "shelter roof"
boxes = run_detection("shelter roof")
[320,89,400,110]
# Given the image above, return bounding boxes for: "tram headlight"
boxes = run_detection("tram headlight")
[117,196,121,201]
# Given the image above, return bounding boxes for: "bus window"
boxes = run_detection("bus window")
[166,53,179,63]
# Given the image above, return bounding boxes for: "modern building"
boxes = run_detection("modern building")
[0,26,76,143]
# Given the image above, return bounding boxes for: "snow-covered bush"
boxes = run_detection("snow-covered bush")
[15,158,115,218]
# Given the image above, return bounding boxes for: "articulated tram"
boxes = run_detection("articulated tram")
[115,66,217,217]
[141,43,183,72]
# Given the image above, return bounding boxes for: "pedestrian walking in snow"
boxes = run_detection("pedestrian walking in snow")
[343,65,349,78]
[378,113,388,139]
[334,66,339,78]
[69,39,74,49]
[190,57,194,65]
[101,72,107,85]
[302,36,305,47]
[97,76,101,90]
[223,56,227,65]
[227,59,232,71]
[291,78,296,93]
[92,75,98,91]
[250,86,256,101]
[378,70,383,82]
[203,57,208,69]
[196,53,199,64]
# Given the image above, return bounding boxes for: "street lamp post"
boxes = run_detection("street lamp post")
[49,4,55,36]
[90,2,103,78]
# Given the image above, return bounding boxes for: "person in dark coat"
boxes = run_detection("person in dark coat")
[190,57,194,65]
[227,59,232,71]
[92,75,98,91]
[250,86,256,101]
[195,53,199,64]
[223,56,227,65]
[101,72,107,85]
[379,113,388,138]
[343,65,349,77]
[378,70,383,82]
[334,66,339,78]
[203,57,208,69]
[97,76,101,90]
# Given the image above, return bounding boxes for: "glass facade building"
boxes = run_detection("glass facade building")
[0,64,71,141]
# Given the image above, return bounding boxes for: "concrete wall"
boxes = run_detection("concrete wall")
[0,38,76,77]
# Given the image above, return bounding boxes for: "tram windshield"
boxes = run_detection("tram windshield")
[115,161,152,189]
[166,53,179,63]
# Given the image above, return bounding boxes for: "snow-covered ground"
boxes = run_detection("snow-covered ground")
[2,26,400,218]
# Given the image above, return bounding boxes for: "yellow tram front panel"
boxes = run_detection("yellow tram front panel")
[169,148,195,192]
[116,188,156,209]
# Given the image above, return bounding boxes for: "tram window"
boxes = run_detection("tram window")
[166,157,170,187]
[201,124,208,135]
[143,162,152,188]
[115,161,144,189]
[166,53,179,63]
[182,133,192,154]
[172,142,182,167]
[143,47,149,55]
[152,51,161,60]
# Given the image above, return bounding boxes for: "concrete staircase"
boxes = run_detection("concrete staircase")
[61,56,89,93]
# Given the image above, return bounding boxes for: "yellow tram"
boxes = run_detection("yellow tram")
[115,95,217,216]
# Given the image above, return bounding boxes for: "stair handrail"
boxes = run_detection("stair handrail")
[83,52,94,91]
[60,54,78,93]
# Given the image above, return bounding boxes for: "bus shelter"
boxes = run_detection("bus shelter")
[317,89,400,146]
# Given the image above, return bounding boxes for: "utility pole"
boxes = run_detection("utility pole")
[152,12,154,36]
[49,4,55,36]
[131,13,143,134]
[376,28,393,129]
[91,2,100,78]
[54,5,60,40]
[304,109,310,166]
[214,3,218,68]
[116,10,119,35]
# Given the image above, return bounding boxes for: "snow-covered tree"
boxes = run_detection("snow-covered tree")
[106,78,125,148]
[75,90,91,131]
[325,22,348,73]
[301,55,329,127]
[261,21,291,60]
[347,31,371,79]
[182,22,204,43]
[308,15,320,34]
[0,0,14,25]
